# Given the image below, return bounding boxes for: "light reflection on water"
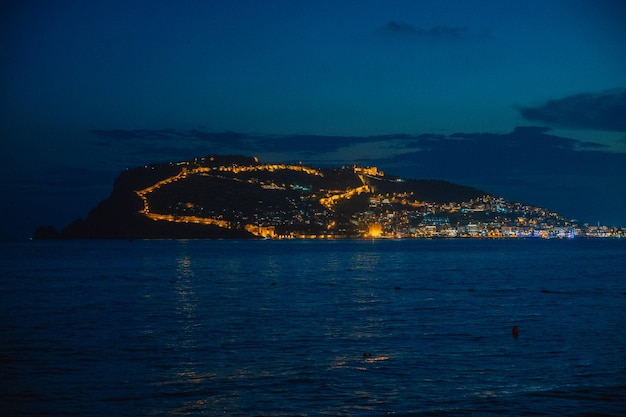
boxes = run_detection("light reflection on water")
[1,239,625,416]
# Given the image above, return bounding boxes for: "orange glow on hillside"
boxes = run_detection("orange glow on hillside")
[367,223,383,238]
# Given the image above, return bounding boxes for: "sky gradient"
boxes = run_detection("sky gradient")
[2,0,625,239]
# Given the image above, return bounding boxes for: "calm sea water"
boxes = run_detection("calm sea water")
[1,239,625,416]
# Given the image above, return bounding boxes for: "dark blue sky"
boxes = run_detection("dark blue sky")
[1,0,625,239]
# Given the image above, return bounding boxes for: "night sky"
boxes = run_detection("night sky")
[2,0,625,239]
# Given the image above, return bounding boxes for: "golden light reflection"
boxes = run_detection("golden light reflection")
[175,254,196,309]
[364,355,390,363]
[154,370,216,386]
[328,353,391,371]
[162,397,211,415]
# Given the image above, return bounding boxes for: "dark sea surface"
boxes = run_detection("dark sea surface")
[1,239,625,416]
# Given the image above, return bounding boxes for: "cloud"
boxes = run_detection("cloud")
[386,127,610,173]
[518,88,626,132]
[381,21,468,39]
[91,128,409,157]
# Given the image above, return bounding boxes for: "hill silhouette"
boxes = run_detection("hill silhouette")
[34,154,508,239]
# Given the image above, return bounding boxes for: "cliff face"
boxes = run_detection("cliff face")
[35,154,488,239]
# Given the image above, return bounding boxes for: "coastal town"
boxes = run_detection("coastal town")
[134,157,624,240]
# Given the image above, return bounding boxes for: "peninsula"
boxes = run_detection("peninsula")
[34,154,622,239]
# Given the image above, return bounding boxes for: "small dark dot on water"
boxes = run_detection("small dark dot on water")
[468,288,475,292]
[363,352,372,358]
[271,281,276,286]
[541,289,550,293]
[394,286,401,290]
[169,280,175,284]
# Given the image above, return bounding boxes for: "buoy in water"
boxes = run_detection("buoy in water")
[512,326,519,337]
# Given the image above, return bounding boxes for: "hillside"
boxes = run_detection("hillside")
[34,154,580,239]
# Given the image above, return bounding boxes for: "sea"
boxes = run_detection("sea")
[1,238,625,417]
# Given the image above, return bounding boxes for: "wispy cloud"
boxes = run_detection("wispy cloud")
[380,21,468,39]
[518,88,626,132]
[384,127,611,175]
[91,129,402,156]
